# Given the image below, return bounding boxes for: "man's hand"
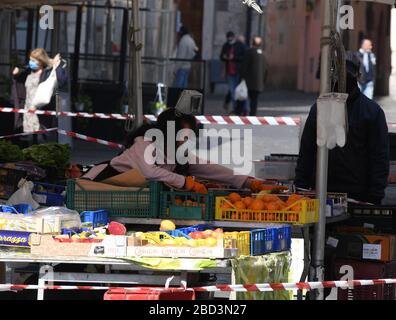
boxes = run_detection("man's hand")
[12,67,20,75]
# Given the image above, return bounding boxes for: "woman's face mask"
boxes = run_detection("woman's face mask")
[29,59,40,71]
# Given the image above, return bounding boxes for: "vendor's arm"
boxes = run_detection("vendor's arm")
[367,108,389,204]
[295,104,317,190]
[188,161,249,189]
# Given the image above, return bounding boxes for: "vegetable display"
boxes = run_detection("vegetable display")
[0,141,24,162]
[22,143,71,169]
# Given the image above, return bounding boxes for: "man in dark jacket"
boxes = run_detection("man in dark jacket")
[295,55,389,204]
[241,36,268,116]
[220,31,246,114]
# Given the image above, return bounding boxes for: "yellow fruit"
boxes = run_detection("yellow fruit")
[160,220,176,231]
[205,237,218,247]
[161,239,177,246]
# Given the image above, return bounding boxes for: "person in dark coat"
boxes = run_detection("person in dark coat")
[220,31,246,114]
[241,36,268,116]
[295,54,389,205]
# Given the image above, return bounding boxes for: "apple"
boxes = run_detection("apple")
[189,232,203,240]
[202,230,213,238]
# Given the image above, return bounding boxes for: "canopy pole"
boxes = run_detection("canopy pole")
[127,0,144,131]
[310,0,337,300]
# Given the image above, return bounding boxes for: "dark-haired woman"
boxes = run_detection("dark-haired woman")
[84,109,257,191]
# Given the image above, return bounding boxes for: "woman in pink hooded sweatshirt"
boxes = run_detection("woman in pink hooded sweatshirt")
[84,108,257,191]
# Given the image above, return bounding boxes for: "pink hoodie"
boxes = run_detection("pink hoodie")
[84,137,248,189]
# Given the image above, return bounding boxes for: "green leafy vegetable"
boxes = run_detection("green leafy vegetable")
[22,143,70,169]
[0,140,24,162]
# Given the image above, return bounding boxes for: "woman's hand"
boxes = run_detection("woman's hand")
[53,53,61,68]
[12,67,20,75]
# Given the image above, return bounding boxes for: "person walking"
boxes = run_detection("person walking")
[174,26,198,89]
[356,39,376,100]
[220,31,246,114]
[12,48,67,142]
[241,36,268,116]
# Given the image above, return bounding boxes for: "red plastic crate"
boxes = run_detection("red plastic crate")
[333,259,396,300]
[104,287,195,300]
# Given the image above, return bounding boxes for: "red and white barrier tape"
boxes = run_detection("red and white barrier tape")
[0,107,300,126]
[1,279,396,292]
[0,128,124,150]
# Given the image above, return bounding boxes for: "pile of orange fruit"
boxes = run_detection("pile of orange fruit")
[174,198,205,208]
[222,193,306,212]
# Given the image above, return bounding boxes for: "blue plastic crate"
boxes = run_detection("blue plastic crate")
[273,225,292,252]
[165,224,214,238]
[80,210,109,228]
[0,204,33,215]
[250,225,292,256]
[250,228,277,256]
[32,182,65,206]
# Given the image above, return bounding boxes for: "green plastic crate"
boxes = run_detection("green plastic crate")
[66,179,162,218]
[159,190,230,221]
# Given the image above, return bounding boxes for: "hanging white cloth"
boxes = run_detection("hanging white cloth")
[317,93,349,150]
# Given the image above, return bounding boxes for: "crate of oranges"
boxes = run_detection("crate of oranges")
[159,189,238,220]
[215,192,319,224]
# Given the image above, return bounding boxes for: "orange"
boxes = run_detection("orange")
[228,193,242,203]
[243,197,254,207]
[249,199,265,211]
[234,201,246,210]
[222,202,233,210]
[291,204,302,211]
[266,202,280,211]
[184,200,193,206]
[260,194,279,203]
[174,198,183,205]
[286,194,302,206]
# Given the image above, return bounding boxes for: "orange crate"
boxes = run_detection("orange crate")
[215,196,319,224]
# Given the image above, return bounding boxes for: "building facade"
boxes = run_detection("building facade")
[180,0,391,95]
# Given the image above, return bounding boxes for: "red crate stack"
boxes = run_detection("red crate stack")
[104,287,195,300]
[333,259,396,300]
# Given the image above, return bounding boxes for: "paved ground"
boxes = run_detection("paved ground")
[71,90,396,177]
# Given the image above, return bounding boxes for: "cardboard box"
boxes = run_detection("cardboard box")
[126,236,238,259]
[30,235,128,258]
[127,245,237,259]
[332,233,396,262]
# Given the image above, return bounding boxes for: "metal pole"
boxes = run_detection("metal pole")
[128,0,144,130]
[310,0,334,300]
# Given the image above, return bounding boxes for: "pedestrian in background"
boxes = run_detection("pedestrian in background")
[356,38,376,100]
[241,36,268,116]
[12,48,67,143]
[220,31,246,114]
[174,26,198,89]
[223,35,247,113]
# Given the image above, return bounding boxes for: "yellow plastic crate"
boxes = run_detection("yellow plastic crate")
[215,197,319,225]
[224,231,250,257]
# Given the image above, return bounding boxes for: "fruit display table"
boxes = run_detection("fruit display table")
[0,253,231,300]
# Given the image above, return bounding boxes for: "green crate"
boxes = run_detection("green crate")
[159,190,230,221]
[66,179,162,218]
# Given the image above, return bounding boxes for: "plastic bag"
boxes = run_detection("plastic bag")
[32,67,58,108]
[6,179,39,210]
[235,80,248,101]
[30,207,82,230]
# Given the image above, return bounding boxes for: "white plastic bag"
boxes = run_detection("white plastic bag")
[32,67,58,108]
[6,179,40,209]
[235,80,248,101]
